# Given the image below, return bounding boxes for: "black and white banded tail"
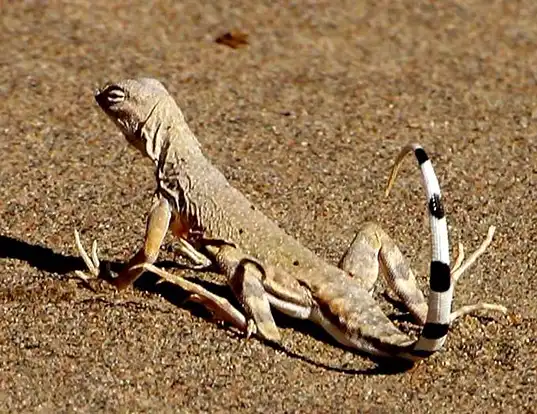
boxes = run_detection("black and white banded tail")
[386,144,452,360]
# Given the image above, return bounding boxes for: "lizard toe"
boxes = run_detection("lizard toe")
[256,321,281,343]
[246,319,257,339]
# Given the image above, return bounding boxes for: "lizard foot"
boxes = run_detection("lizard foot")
[450,303,508,323]
[246,319,257,339]
[173,238,213,270]
[73,229,113,291]
[243,319,282,344]
[135,263,248,332]
[451,225,495,283]
[449,226,508,322]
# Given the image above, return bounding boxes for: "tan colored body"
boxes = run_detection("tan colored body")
[75,78,506,360]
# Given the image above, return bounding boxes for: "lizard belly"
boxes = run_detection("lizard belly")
[266,293,312,319]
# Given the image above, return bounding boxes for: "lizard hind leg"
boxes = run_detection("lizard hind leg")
[228,259,282,343]
[339,222,428,325]
[338,223,381,293]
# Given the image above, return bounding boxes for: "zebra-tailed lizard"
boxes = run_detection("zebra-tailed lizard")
[75,78,506,361]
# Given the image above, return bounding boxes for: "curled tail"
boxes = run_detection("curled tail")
[386,144,452,359]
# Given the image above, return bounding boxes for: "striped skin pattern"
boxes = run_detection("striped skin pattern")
[388,144,452,359]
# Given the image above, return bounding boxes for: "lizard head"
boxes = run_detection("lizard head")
[94,78,170,156]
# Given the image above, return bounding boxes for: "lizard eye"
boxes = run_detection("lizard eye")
[96,85,126,107]
[104,86,126,103]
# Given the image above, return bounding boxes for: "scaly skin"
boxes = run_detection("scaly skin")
[74,78,506,361]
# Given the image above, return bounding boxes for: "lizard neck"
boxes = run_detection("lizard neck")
[150,109,223,236]
[139,98,203,166]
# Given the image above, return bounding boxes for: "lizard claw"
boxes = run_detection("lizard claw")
[74,229,100,278]
[449,303,508,323]
[451,225,496,284]
[246,319,257,339]
[451,242,465,274]
[73,229,112,290]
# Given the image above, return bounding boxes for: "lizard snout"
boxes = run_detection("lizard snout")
[94,89,109,108]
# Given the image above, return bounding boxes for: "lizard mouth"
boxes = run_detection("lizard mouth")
[95,90,113,113]
[94,85,110,106]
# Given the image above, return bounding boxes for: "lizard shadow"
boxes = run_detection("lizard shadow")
[1,234,414,375]
[268,313,415,375]
[0,234,231,321]
[261,324,415,375]
[0,234,91,276]
[153,262,415,375]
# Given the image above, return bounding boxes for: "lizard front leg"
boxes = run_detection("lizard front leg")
[339,222,506,325]
[75,195,172,289]
[75,197,248,329]
[114,195,172,289]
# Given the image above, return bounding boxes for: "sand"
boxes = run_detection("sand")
[1,1,536,412]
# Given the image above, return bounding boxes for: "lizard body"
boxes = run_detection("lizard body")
[76,78,505,361]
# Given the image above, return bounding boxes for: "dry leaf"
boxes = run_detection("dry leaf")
[215,31,249,49]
